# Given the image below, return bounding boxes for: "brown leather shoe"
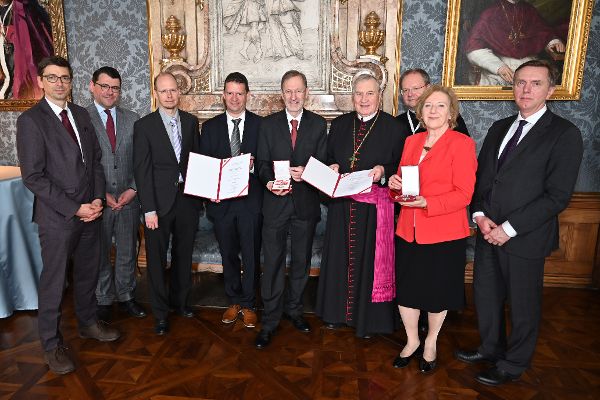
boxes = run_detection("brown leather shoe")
[44,346,75,375]
[222,304,242,324]
[79,321,120,342]
[241,308,257,328]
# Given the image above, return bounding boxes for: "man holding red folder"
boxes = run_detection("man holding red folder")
[199,72,263,328]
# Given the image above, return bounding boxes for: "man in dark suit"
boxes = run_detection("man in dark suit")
[16,56,120,375]
[455,60,583,385]
[199,72,263,328]
[86,66,146,322]
[396,68,469,136]
[254,70,327,348]
[133,72,201,335]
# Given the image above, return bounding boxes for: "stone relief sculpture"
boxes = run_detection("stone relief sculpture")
[147,0,402,118]
[216,0,320,91]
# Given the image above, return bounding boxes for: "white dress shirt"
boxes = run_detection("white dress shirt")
[473,105,548,238]
[226,110,246,142]
[286,109,303,132]
[45,98,83,160]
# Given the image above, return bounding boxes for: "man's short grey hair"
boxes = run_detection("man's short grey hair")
[352,70,382,93]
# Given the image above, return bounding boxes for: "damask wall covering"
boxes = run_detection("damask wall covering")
[399,0,600,192]
[0,0,150,166]
[0,0,598,191]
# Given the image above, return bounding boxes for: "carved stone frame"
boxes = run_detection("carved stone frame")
[0,0,68,111]
[146,0,403,120]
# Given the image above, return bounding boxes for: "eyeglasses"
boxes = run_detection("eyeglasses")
[156,88,179,95]
[283,89,306,96]
[400,85,426,95]
[94,82,121,93]
[43,75,72,83]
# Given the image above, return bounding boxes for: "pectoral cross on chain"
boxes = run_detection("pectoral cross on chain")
[349,155,357,169]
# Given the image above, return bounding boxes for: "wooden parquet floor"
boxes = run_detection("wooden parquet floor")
[1,285,599,400]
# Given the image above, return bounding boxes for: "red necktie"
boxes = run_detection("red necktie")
[59,109,78,144]
[104,109,116,152]
[290,119,298,149]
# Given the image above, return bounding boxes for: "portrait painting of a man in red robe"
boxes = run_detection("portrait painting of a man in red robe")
[0,0,54,99]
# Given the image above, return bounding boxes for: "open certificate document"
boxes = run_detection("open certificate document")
[184,153,250,200]
[301,156,372,198]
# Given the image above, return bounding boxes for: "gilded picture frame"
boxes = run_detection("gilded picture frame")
[441,0,594,100]
[0,0,68,111]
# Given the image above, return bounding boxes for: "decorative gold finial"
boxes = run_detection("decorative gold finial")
[161,15,187,64]
[359,12,387,63]
[196,0,205,10]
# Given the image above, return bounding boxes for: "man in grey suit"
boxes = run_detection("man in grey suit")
[16,56,120,375]
[86,66,146,322]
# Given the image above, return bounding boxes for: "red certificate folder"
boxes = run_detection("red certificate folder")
[184,153,250,200]
[301,156,372,198]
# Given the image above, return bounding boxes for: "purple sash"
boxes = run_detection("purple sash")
[350,185,395,302]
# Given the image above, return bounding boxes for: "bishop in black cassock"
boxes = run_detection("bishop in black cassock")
[315,74,407,337]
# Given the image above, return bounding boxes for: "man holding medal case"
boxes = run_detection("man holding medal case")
[254,70,327,348]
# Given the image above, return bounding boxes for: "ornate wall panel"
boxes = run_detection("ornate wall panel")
[463,194,600,288]
[147,0,403,120]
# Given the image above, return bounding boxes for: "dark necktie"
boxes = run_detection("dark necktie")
[230,118,241,156]
[59,109,78,145]
[104,109,116,152]
[290,119,298,149]
[497,119,528,170]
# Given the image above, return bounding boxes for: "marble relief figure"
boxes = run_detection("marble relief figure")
[223,0,306,64]
[215,0,323,92]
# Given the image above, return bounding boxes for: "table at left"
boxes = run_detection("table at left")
[0,166,43,318]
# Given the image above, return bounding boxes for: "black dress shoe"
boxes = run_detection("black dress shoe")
[392,346,422,368]
[419,356,437,373]
[475,367,520,386]
[283,314,311,332]
[255,330,273,349]
[323,322,346,330]
[119,300,147,318]
[177,307,194,318]
[454,349,495,365]
[97,305,112,322]
[154,319,169,335]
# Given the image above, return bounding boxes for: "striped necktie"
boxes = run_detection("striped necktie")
[230,118,241,156]
[169,116,182,163]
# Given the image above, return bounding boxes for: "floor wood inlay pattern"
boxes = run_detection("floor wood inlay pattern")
[1,285,599,399]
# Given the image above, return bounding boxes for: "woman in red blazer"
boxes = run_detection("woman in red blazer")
[388,85,477,373]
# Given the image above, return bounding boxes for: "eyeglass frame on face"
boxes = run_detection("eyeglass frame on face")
[42,74,72,84]
[283,88,306,96]
[400,84,427,96]
[156,88,179,95]
[93,82,121,93]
